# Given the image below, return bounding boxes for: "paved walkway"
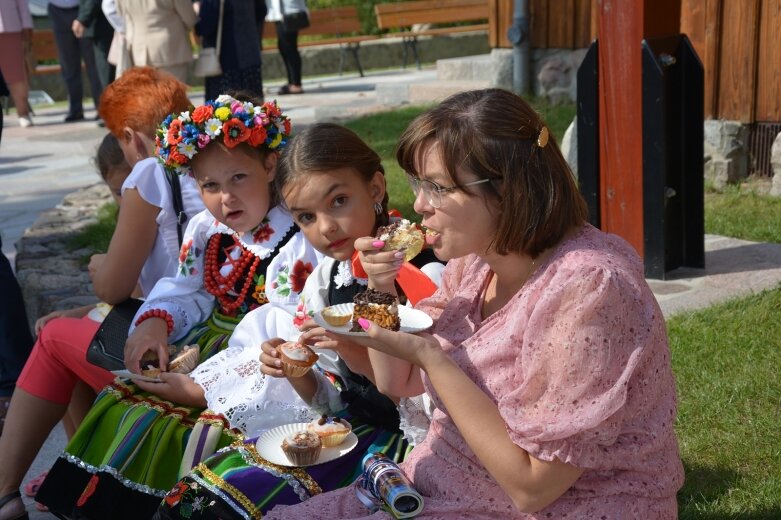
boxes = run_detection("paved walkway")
[1,67,780,518]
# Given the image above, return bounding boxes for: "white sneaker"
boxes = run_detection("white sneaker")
[19,116,33,128]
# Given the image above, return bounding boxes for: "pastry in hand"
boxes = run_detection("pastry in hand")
[139,350,164,379]
[321,306,351,327]
[168,345,200,374]
[281,430,322,466]
[277,341,319,378]
[351,288,400,332]
[306,414,352,447]
[377,219,425,262]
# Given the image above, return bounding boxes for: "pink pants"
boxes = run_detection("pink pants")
[17,316,115,405]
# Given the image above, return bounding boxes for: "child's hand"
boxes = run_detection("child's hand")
[259,338,286,378]
[125,318,170,374]
[133,372,207,407]
[354,237,405,294]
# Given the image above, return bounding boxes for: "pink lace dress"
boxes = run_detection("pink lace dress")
[265,224,684,519]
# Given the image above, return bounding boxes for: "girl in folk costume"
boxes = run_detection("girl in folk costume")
[36,95,322,520]
[154,123,443,520]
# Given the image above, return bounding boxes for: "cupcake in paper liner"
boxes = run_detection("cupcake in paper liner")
[307,414,352,447]
[281,430,322,466]
[277,341,319,377]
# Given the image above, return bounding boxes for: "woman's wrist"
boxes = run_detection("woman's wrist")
[135,309,174,336]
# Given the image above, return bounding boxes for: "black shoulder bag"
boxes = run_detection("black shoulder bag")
[86,171,188,371]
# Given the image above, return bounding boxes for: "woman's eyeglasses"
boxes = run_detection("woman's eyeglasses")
[406,175,491,208]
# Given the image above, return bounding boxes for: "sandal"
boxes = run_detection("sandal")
[22,472,47,497]
[0,397,9,437]
[0,491,28,520]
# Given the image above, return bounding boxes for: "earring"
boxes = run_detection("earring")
[373,202,383,215]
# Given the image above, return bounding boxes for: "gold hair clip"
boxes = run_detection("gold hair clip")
[536,127,549,148]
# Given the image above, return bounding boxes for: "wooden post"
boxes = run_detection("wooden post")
[596,0,681,257]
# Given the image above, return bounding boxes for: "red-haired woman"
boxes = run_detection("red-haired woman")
[0,67,204,520]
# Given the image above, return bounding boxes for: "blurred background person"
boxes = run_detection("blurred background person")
[72,0,115,112]
[0,0,34,127]
[117,0,197,84]
[194,0,266,101]
[47,0,104,122]
[266,0,307,95]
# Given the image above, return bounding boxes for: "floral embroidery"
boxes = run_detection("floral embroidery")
[163,481,210,518]
[293,298,313,329]
[76,474,100,507]
[164,481,190,507]
[178,238,200,276]
[252,220,273,243]
[251,273,269,306]
[272,259,314,296]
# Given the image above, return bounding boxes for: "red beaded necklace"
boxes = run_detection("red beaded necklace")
[203,233,260,314]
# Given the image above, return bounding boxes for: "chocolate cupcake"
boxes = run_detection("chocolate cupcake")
[351,288,400,332]
[281,430,322,466]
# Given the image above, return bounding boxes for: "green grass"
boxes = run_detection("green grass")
[669,287,781,518]
[66,202,117,262]
[705,184,781,243]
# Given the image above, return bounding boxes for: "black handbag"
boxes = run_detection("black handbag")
[281,11,310,33]
[86,298,143,371]
[86,169,188,370]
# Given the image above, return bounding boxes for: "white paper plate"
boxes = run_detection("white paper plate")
[87,303,112,323]
[312,303,433,336]
[111,369,162,383]
[256,422,358,467]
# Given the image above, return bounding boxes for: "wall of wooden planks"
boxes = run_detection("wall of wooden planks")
[489,0,780,123]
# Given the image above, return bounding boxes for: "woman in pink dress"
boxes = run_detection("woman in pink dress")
[266,88,685,519]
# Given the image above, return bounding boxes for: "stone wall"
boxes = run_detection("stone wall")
[15,184,112,329]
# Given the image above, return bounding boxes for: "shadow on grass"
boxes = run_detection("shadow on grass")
[678,461,781,519]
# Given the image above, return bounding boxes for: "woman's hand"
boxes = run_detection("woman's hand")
[124,318,171,374]
[259,338,286,378]
[34,305,95,335]
[354,237,405,294]
[351,319,440,368]
[133,372,207,407]
[300,325,374,381]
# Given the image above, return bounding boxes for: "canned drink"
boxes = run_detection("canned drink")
[357,452,424,519]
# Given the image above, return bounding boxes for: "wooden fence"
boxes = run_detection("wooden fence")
[489,0,780,123]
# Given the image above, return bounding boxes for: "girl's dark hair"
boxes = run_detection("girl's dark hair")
[396,88,588,258]
[276,123,390,229]
[94,132,128,180]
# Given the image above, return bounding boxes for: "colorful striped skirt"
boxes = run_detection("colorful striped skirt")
[36,311,244,520]
[153,417,411,520]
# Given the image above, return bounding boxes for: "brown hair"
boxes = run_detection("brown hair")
[396,88,587,257]
[100,66,190,139]
[276,123,390,229]
[94,132,128,181]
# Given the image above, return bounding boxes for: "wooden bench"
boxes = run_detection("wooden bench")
[375,0,490,69]
[262,6,378,77]
[31,29,63,75]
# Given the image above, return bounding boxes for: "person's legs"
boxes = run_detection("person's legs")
[0,236,33,409]
[5,82,30,119]
[63,380,97,437]
[275,24,303,92]
[48,4,85,119]
[158,64,189,85]
[79,36,104,110]
[92,33,114,96]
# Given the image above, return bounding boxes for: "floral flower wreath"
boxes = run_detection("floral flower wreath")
[155,94,292,175]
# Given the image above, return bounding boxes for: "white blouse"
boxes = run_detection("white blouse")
[121,158,204,297]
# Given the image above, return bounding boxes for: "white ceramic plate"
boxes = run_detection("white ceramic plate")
[111,369,162,383]
[256,422,358,467]
[312,303,433,336]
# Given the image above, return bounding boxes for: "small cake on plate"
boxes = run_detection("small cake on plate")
[277,341,319,377]
[307,415,352,447]
[281,430,322,466]
[377,219,425,262]
[321,306,351,327]
[351,288,400,332]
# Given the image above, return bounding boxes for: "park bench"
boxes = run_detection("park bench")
[30,29,62,75]
[374,0,490,69]
[262,6,378,77]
